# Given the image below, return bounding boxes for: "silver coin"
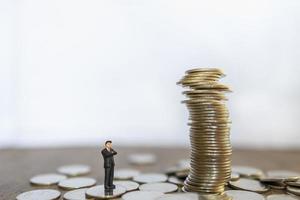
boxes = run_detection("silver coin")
[113,180,139,191]
[286,180,300,187]
[266,170,300,180]
[57,164,91,176]
[230,172,240,181]
[232,166,264,178]
[114,169,140,180]
[58,177,96,190]
[168,176,184,186]
[265,182,286,190]
[30,173,67,186]
[156,193,199,200]
[133,173,168,183]
[63,188,88,200]
[229,178,269,193]
[121,191,164,200]
[85,184,126,199]
[16,189,61,200]
[165,166,189,176]
[267,194,300,200]
[165,166,181,175]
[287,186,300,196]
[128,153,157,165]
[139,182,178,193]
[177,159,190,170]
[225,190,264,200]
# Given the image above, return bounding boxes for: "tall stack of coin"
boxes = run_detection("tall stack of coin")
[177,68,232,194]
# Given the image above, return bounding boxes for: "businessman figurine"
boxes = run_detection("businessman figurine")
[101,140,117,189]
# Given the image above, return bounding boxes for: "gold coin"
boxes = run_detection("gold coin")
[189,115,229,119]
[184,184,225,193]
[189,140,231,145]
[185,68,224,74]
[188,109,228,112]
[182,83,230,90]
[190,156,231,162]
[190,151,232,155]
[188,110,229,114]
[189,130,230,134]
[189,169,231,175]
[189,124,230,129]
[190,153,231,158]
[179,67,232,194]
[190,144,232,149]
[179,79,221,84]
[183,90,226,94]
[186,179,230,186]
[185,70,223,76]
[189,135,230,139]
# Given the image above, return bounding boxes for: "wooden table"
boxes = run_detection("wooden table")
[1,147,300,199]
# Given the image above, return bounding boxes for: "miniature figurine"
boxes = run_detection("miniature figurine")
[101,140,117,189]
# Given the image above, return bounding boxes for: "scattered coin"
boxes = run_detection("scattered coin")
[168,176,184,186]
[177,159,190,169]
[113,180,139,191]
[139,182,178,193]
[128,153,157,165]
[266,182,286,190]
[121,191,164,200]
[267,194,300,200]
[165,165,189,177]
[286,180,300,187]
[85,185,126,199]
[287,186,300,196]
[133,173,168,183]
[57,164,91,176]
[63,188,88,200]
[156,193,199,200]
[175,170,189,179]
[232,166,264,178]
[18,158,300,200]
[225,190,265,200]
[114,169,140,180]
[266,170,300,182]
[165,166,187,176]
[30,173,67,186]
[229,178,269,193]
[16,189,61,200]
[230,172,240,181]
[58,177,96,190]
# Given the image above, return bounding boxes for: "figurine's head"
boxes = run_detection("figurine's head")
[105,140,112,149]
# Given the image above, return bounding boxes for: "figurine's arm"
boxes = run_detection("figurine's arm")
[111,149,117,156]
[102,149,117,158]
[102,150,113,158]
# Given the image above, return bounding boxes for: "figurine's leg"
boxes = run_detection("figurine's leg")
[108,166,114,187]
[110,166,115,187]
[104,167,110,189]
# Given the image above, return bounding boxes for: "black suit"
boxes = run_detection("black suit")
[101,148,117,188]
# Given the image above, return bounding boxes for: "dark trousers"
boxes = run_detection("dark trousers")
[104,166,114,188]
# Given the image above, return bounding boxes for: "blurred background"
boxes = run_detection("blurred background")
[1,0,300,149]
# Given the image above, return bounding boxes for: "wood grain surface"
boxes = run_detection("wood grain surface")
[1,147,300,199]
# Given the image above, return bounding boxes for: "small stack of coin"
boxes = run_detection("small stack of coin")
[177,68,232,194]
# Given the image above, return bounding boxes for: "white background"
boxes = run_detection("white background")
[1,0,300,148]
